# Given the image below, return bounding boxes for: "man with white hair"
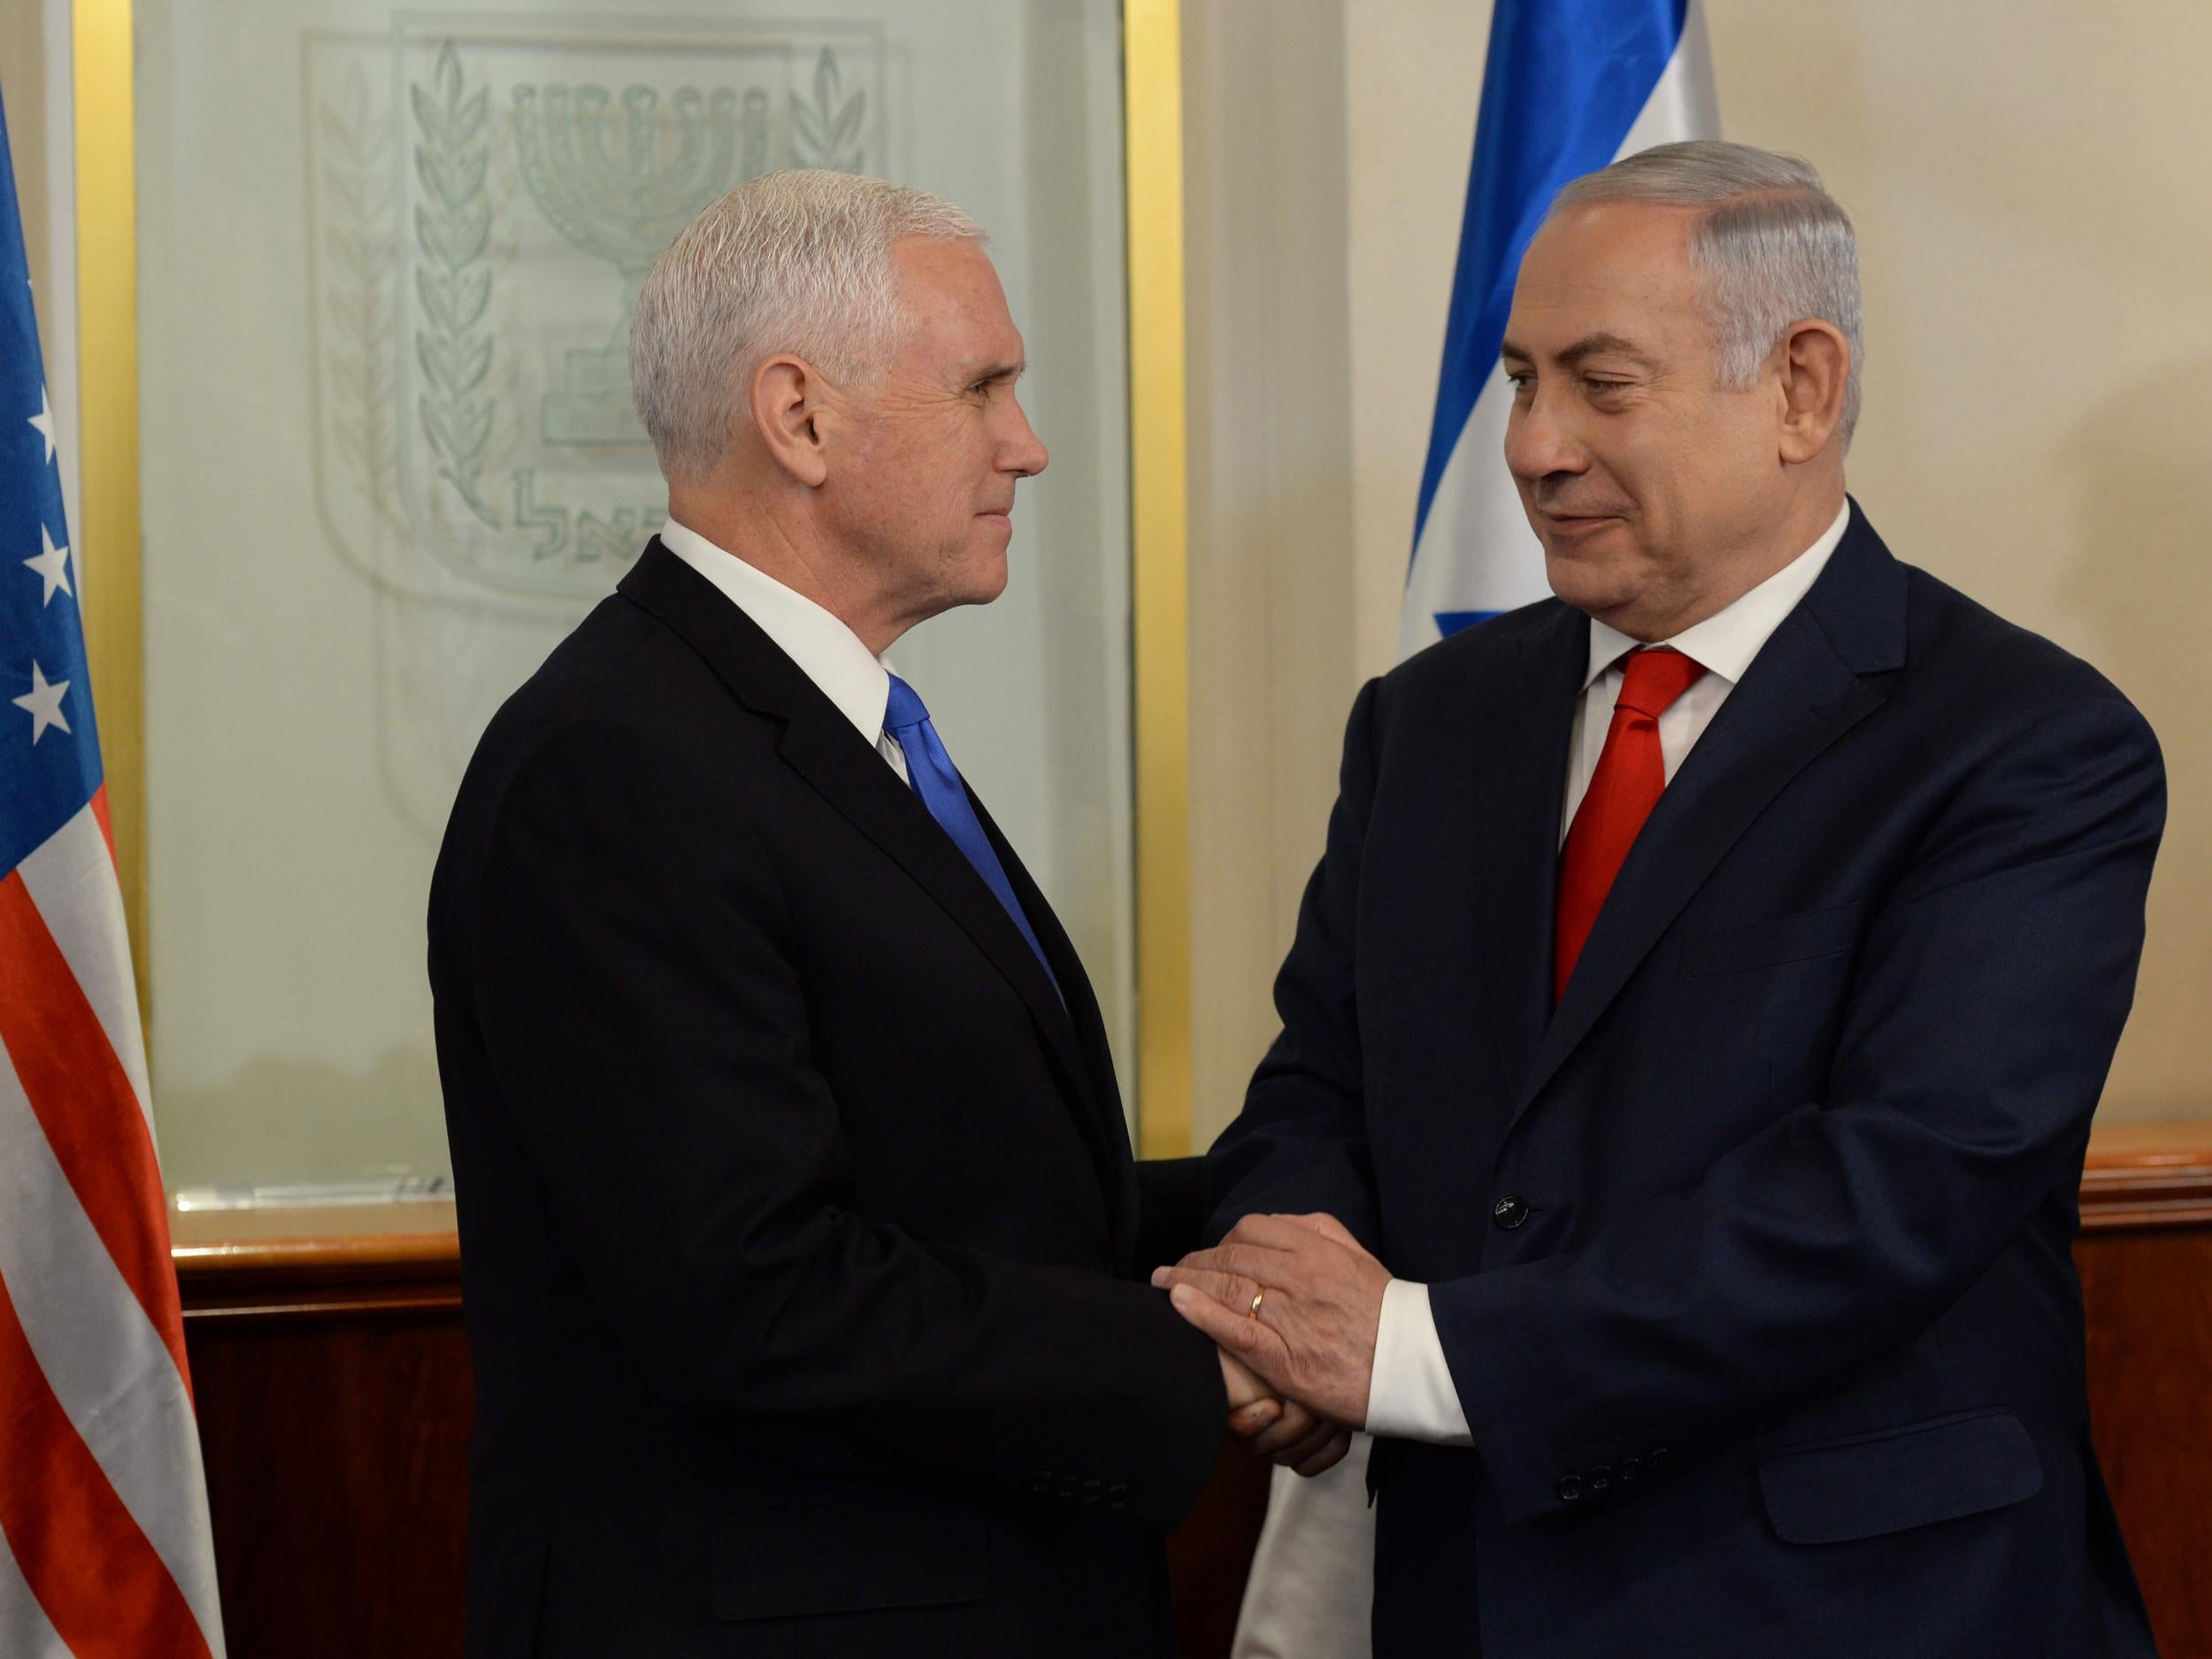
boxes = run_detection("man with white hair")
[428,171,1271,1657]
[1160,141,2164,1655]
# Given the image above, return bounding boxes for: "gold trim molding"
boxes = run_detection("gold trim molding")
[1125,0,1192,1159]
[73,0,148,1034]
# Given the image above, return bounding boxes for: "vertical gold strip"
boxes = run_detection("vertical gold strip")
[73,0,148,1032]
[1125,0,1191,1159]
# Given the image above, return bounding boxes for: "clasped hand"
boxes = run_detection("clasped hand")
[1154,1213,1390,1479]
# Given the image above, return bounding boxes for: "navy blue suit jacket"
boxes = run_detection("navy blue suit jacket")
[1208,503,2164,1657]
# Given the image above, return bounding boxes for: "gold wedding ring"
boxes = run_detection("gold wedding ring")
[1248,1289,1265,1319]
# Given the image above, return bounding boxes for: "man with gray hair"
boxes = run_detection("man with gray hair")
[1160,141,2163,1655]
[429,170,1272,1657]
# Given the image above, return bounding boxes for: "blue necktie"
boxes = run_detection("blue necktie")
[883,675,1058,989]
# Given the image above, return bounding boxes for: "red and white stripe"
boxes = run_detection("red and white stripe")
[0,792,225,1656]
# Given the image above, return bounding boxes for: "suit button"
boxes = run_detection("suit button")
[1492,1195,1530,1230]
[1081,1479,1104,1505]
[1057,1476,1080,1501]
[1586,1464,1613,1493]
[1617,1457,1644,1484]
[1555,1473,1583,1503]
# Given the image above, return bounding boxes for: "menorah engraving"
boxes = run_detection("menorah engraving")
[511,81,772,443]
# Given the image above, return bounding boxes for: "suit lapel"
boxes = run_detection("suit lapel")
[972,794,1139,1250]
[617,541,1098,1130]
[774,704,1099,1102]
[1463,603,1587,1104]
[1510,506,1909,1125]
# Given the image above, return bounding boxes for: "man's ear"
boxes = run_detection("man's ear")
[751,354,831,488]
[1775,319,1849,465]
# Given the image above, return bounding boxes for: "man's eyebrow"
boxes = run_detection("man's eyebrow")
[964,358,1026,383]
[1501,331,1657,371]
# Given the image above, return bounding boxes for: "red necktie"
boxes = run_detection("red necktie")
[1554,648,1707,1004]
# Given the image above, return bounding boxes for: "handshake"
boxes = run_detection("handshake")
[1151,1213,1391,1479]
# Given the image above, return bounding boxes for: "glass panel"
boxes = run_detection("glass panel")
[134,0,1135,1194]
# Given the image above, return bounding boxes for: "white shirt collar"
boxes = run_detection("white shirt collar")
[657,519,894,748]
[1582,498,1853,691]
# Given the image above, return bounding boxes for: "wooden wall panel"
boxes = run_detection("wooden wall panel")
[174,1129,2210,1658]
[2076,1124,2212,1659]
[176,1205,469,1659]
[186,1313,471,1659]
[2078,1231,2212,1656]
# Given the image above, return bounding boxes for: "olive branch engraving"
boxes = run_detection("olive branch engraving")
[317,63,403,528]
[411,42,499,528]
[789,48,865,172]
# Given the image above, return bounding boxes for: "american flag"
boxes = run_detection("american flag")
[0,91,226,1655]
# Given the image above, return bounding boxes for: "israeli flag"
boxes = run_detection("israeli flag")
[1398,0,1719,659]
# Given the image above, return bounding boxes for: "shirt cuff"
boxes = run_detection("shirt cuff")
[1364,1279,1474,1444]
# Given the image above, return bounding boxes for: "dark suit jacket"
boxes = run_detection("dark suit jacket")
[1207,502,2165,1658]
[428,538,1225,1658]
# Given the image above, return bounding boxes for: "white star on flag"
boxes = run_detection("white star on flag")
[28,380,56,465]
[25,521,71,603]
[12,659,71,743]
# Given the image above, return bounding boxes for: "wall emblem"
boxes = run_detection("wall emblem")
[306,17,892,605]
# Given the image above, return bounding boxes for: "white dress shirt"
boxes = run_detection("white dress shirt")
[658,519,910,783]
[1364,499,1852,1444]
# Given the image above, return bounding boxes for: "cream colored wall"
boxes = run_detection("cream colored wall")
[1702,1,2212,1118]
[1182,0,1359,1142]
[1187,1,2210,1142]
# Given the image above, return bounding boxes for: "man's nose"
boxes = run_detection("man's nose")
[1002,397,1048,479]
[1504,392,1586,483]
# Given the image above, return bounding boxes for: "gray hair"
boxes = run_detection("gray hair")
[1551,140,1863,448]
[631,170,986,481]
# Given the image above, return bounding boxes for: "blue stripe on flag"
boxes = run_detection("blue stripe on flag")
[1435,611,1503,639]
[1409,0,1689,559]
